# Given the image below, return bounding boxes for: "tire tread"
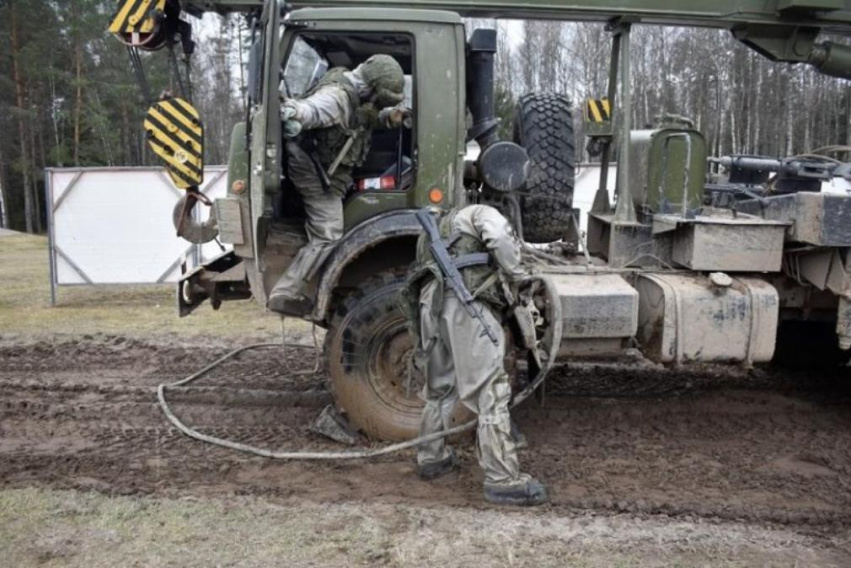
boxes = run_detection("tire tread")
[514,93,576,243]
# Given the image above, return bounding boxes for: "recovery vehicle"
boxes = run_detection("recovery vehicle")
[109,0,851,441]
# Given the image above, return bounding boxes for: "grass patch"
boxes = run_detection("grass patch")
[0,234,297,341]
[0,488,381,568]
[1,487,844,568]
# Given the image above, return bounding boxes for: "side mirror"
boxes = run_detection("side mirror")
[247,37,264,105]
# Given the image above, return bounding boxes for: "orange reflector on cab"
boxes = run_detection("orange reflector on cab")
[428,188,444,203]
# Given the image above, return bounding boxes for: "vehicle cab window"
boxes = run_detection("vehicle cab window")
[282,37,329,97]
[277,31,417,220]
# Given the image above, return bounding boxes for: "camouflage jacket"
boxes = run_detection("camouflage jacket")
[287,68,379,170]
[399,205,526,349]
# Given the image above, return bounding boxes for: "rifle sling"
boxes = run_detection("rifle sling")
[453,252,490,270]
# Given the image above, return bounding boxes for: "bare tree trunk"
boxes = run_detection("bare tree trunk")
[38,104,47,173]
[10,0,34,234]
[746,54,755,154]
[845,87,851,162]
[29,111,42,234]
[753,61,762,155]
[49,74,63,166]
[784,70,795,156]
[37,103,48,233]
[91,91,114,166]
[803,72,812,152]
[72,0,83,166]
[730,110,738,155]
[0,133,8,229]
[785,102,795,156]
[716,77,725,156]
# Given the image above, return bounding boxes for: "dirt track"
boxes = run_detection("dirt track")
[2,336,851,536]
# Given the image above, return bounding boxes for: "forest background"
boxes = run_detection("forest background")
[1,1,849,232]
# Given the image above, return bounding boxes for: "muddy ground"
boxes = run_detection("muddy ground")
[2,335,851,565]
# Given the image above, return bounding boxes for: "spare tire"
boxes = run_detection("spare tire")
[513,93,576,243]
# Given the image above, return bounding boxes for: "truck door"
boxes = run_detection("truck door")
[278,10,466,228]
[248,0,282,266]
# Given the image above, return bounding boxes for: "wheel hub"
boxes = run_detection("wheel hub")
[367,319,425,411]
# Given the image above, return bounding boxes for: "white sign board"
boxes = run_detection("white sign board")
[47,167,229,288]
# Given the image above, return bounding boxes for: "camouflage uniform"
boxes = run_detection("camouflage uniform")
[403,205,546,503]
[269,55,406,310]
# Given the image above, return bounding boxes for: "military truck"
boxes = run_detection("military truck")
[110,0,851,441]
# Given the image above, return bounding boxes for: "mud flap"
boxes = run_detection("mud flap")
[177,251,252,317]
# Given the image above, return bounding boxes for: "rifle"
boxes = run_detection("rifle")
[415,208,500,345]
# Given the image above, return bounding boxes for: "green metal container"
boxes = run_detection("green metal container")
[625,120,707,216]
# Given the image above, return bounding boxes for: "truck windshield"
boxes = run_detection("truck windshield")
[282,37,328,97]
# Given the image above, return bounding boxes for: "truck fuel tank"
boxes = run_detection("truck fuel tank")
[635,273,778,364]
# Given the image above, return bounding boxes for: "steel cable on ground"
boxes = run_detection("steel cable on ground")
[157,277,562,460]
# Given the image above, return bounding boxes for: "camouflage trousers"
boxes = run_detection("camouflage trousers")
[270,142,350,300]
[417,285,522,485]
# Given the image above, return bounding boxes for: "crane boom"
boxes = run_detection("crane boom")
[174,0,851,78]
[182,0,851,31]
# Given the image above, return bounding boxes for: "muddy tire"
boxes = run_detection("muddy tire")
[324,273,426,441]
[513,93,576,243]
[773,320,851,370]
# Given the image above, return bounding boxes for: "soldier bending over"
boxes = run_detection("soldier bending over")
[402,204,548,506]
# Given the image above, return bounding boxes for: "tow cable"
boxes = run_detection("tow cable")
[156,276,562,460]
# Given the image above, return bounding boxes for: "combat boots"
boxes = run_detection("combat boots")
[484,475,548,506]
[417,449,459,480]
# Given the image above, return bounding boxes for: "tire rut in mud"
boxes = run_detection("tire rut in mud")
[1,338,851,533]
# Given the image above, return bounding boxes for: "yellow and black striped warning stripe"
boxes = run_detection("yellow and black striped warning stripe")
[144,97,205,189]
[586,98,612,123]
[108,0,165,36]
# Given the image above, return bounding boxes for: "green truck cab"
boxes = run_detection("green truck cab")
[230,6,467,312]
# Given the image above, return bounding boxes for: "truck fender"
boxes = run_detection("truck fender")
[311,210,421,323]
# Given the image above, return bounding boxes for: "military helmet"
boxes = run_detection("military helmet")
[360,54,405,107]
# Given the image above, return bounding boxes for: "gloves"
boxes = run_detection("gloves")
[379,106,413,129]
[281,105,296,121]
[283,120,302,139]
[281,105,302,139]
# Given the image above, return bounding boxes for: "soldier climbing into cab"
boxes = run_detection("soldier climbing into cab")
[268,54,411,313]
[401,203,548,506]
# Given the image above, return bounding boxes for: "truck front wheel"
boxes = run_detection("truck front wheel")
[324,274,428,441]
